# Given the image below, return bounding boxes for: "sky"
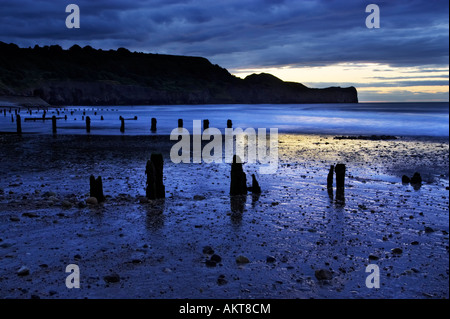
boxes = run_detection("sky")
[0,0,448,102]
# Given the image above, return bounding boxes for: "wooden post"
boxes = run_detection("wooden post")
[120,116,125,133]
[145,153,165,200]
[89,175,105,203]
[250,174,261,194]
[335,164,346,189]
[230,155,247,195]
[151,118,157,132]
[11,114,14,122]
[203,119,209,130]
[86,116,91,133]
[52,115,57,134]
[16,114,22,135]
[178,119,183,128]
[101,116,104,121]
[3,109,6,116]
[227,119,232,129]
[335,164,346,205]
[327,165,334,189]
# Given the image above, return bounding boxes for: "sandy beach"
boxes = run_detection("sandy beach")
[0,133,448,299]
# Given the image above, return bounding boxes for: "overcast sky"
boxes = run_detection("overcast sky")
[0,0,448,102]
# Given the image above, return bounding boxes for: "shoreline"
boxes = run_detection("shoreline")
[0,131,448,299]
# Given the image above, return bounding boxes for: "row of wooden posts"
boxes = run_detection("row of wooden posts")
[89,152,346,205]
[10,113,234,135]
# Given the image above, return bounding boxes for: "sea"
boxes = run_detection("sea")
[0,102,448,136]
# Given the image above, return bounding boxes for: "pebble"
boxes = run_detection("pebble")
[424,227,435,233]
[391,248,403,254]
[17,266,30,276]
[202,246,214,255]
[205,259,217,267]
[86,197,98,205]
[315,269,333,281]
[103,273,120,283]
[217,275,228,286]
[210,254,222,263]
[61,200,72,208]
[194,195,206,201]
[266,256,276,263]
[236,255,250,264]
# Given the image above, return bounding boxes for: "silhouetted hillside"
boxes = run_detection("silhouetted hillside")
[0,42,358,105]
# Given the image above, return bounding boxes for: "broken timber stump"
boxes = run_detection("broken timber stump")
[327,165,334,189]
[145,153,165,200]
[248,174,261,194]
[151,118,157,132]
[230,155,247,195]
[89,175,105,203]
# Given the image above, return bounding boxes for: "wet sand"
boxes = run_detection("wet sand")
[0,134,448,299]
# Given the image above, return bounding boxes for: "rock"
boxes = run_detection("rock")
[61,200,72,208]
[77,201,87,208]
[86,197,98,205]
[103,273,120,283]
[139,197,149,204]
[202,246,214,255]
[0,241,15,249]
[217,275,228,286]
[315,269,333,281]
[194,195,206,201]
[42,191,56,198]
[22,212,38,218]
[205,260,217,267]
[9,216,20,222]
[391,248,403,254]
[74,254,82,260]
[266,256,276,263]
[90,175,105,203]
[369,255,379,261]
[424,227,435,233]
[210,254,222,263]
[402,175,410,184]
[411,241,420,245]
[17,266,30,276]
[236,255,250,264]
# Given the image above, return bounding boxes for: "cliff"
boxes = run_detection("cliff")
[0,42,358,106]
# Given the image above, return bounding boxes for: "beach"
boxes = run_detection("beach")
[0,131,448,299]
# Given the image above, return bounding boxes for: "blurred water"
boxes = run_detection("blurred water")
[0,102,448,136]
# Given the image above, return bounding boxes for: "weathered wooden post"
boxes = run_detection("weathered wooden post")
[335,164,345,189]
[151,118,157,132]
[101,116,104,121]
[230,155,247,195]
[52,115,57,134]
[335,164,346,205]
[327,165,334,189]
[227,119,233,129]
[249,174,261,194]
[145,153,165,200]
[203,119,209,130]
[120,116,125,133]
[11,114,14,122]
[86,116,91,133]
[178,119,183,128]
[16,114,22,135]
[64,115,67,121]
[43,111,46,121]
[89,175,105,203]
[3,109,6,116]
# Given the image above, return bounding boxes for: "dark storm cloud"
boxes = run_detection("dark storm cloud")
[0,0,448,70]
